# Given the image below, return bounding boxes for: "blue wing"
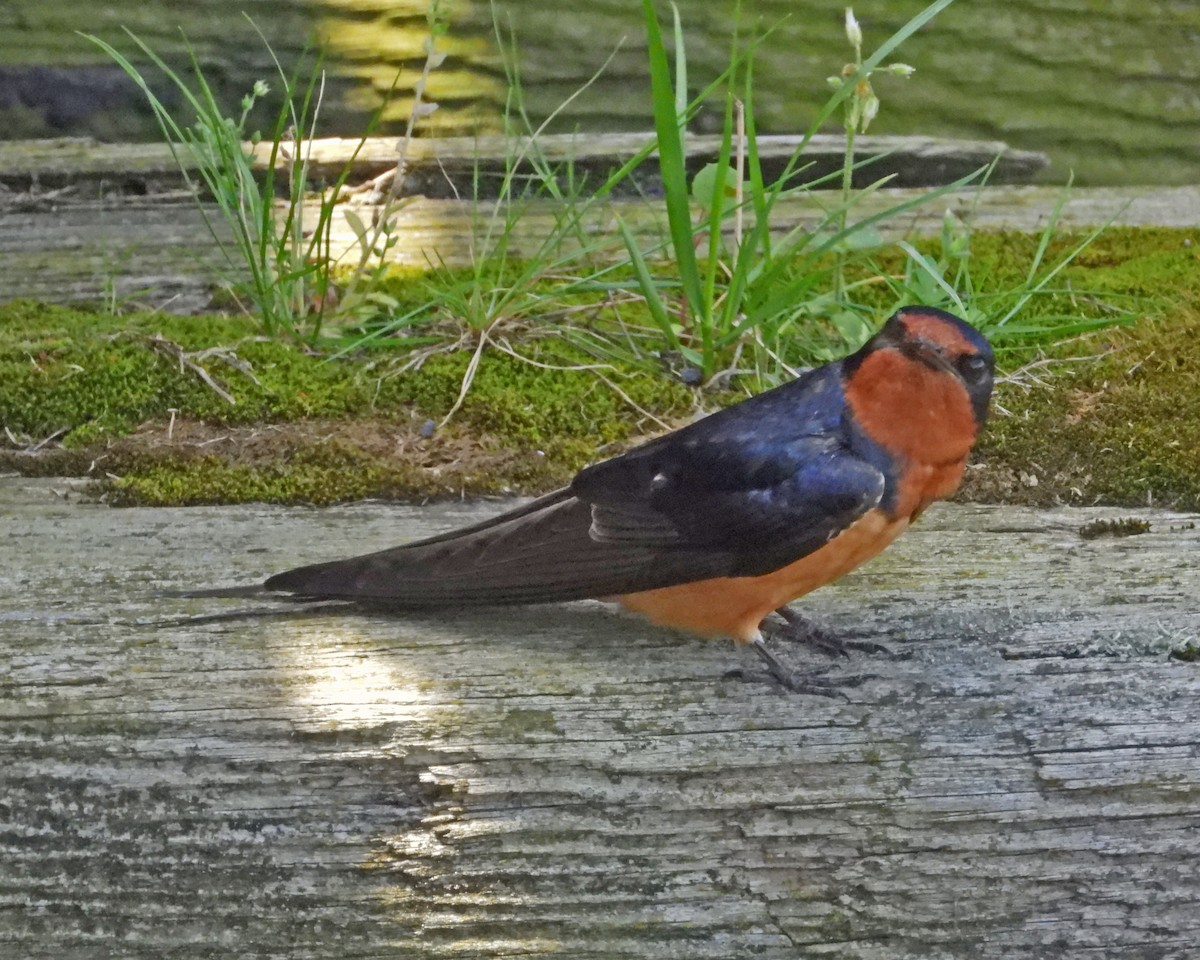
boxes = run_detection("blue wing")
[572,366,885,576]
[259,365,886,603]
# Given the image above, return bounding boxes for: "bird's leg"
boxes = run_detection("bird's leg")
[732,635,871,697]
[765,604,893,657]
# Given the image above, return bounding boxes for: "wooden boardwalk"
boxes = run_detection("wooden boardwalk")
[0,133,1049,197]
[3,476,1199,957]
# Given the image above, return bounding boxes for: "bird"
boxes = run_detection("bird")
[192,306,994,689]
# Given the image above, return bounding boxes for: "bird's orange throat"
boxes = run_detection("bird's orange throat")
[843,350,979,468]
[843,348,977,521]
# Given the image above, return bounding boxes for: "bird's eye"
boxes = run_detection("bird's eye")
[958,354,990,382]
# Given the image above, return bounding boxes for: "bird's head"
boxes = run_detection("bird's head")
[842,307,995,464]
[869,306,994,426]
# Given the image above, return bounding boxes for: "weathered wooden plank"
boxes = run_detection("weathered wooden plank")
[0,133,1049,198]
[0,199,226,310]
[2,478,1199,957]
[257,132,1050,195]
[4,184,1199,310]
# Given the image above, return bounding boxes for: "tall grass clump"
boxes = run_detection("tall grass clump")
[334,0,1127,399]
[87,0,1130,400]
[881,177,1134,353]
[609,0,979,388]
[86,24,333,337]
[84,4,455,340]
[329,13,677,416]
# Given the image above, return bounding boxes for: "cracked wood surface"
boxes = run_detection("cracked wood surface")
[2,476,1200,958]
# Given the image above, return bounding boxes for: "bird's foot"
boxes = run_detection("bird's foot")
[722,637,873,698]
[764,605,895,658]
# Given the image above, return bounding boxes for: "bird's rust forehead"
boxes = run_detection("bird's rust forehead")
[897,310,979,354]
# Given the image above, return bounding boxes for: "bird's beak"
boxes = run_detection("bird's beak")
[906,337,958,377]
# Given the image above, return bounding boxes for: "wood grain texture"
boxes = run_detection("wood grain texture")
[2,477,1198,957]
[4,184,1200,310]
[0,133,1049,197]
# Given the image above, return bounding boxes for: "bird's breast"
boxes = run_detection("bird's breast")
[893,455,969,521]
[616,507,909,643]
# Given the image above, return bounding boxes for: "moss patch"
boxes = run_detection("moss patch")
[1077,517,1153,540]
[0,301,697,504]
[964,305,1200,509]
[93,418,581,507]
[0,302,379,444]
[4,226,1200,507]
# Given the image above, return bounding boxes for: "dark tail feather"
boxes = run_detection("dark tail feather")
[177,486,731,609]
[165,490,580,603]
[261,494,604,606]
[259,490,731,607]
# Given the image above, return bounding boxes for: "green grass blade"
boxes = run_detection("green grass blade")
[641,0,707,332]
[617,213,682,350]
[896,240,967,312]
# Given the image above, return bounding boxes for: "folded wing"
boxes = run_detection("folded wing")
[263,367,886,605]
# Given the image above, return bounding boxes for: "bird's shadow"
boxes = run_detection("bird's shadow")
[147,594,685,653]
[145,595,901,694]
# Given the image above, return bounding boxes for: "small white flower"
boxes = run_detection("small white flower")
[861,92,879,130]
[844,8,862,51]
[252,80,270,98]
[887,63,916,78]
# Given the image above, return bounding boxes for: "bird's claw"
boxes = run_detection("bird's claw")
[766,606,897,658]
[735,636,875,698]
[724,666,872,699]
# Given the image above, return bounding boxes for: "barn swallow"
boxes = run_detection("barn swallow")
[197,306,993,689]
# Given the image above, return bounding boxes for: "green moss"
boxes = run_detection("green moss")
[107,439,572,507]
[1078,517,1153,540]
[0,294,699,504]
[968,228,1200,508]
[496,708,563,739]
[0,297,692,465]
[5,226,1200,506]
[0,302,381,439]
[974,307,1200,508]
[110,454,397,507]
[378,348,693,453]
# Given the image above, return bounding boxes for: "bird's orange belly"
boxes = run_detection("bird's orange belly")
[616,509,909,642]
